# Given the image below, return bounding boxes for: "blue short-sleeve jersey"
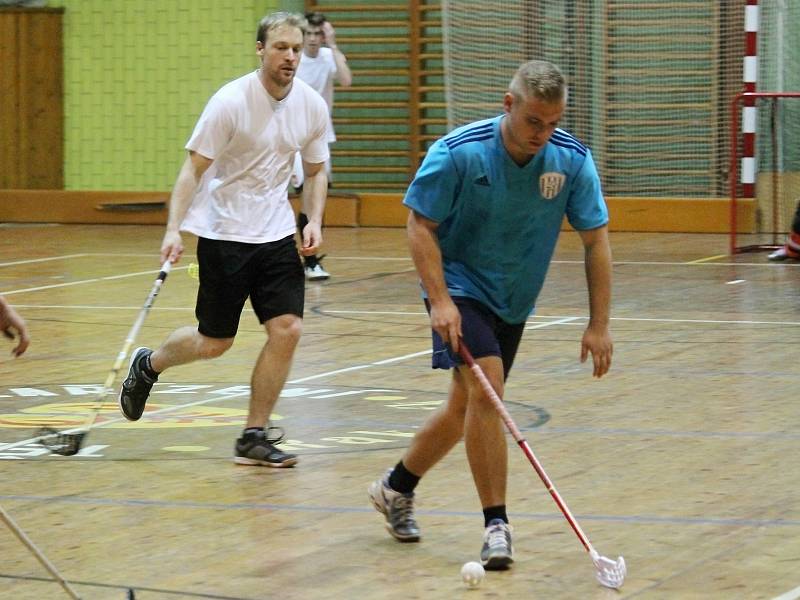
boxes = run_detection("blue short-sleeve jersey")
[403,115,608,324]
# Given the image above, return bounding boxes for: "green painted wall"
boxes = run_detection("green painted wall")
[48,1,798,194]
[49,0,281,190]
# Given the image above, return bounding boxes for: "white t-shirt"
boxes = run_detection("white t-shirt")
[296,48,337,143]
[297,47,336,110]
[181,71,330,243]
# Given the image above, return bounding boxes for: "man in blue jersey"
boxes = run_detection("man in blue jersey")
[369,60,613,569]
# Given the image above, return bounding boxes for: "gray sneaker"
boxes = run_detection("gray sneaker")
[118,347,157,421]
[368,470,420,542]
[480,518,514,570]
[234,428,297,468]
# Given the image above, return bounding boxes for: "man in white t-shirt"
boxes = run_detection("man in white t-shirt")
[118,12,330,468]
[292,12,352,281]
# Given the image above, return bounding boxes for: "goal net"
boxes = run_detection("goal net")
[730,92,800,253]
[441,1,800,209]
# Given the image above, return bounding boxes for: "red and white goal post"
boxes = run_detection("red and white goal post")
[730,91,800,255]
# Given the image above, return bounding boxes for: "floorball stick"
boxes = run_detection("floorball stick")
[0,504,82,599]
[36,261,172,456]
[456,340,626,589]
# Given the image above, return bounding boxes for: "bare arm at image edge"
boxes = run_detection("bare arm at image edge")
[0,295,30,357]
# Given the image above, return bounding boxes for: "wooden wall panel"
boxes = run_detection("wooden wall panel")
[0,14,20,188]
[18,10,64,188]
[0,190,756,232]
[0,190,360,227]
[0,7,64,190]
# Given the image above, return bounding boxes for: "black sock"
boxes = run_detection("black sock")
[297,212,309,235]
[388,461,421,494]
[483,505,508,527]
[140,353,159,378]
[243,427,264,438]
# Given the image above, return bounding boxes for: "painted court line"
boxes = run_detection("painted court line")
[773,585,800,600]
[540,425,800,441]
[325,309,800,327]
[6,302,800,328]
[317,256,411,261]
[372,350,433,365]
[0,389,252,453]
[0,318,574,453]
[3,257,796,297]
[1,265,189,296]
[685,254,729,264]
[1,493,799,529]
[526,316,580,330]
[609,315,800,326]
[0,254,88,267]
[9,304,194,311]
[0,349,433,453]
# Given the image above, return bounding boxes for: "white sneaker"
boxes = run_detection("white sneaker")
[768,246,800,261]
[368,470,420,542]
[304,263,330,281]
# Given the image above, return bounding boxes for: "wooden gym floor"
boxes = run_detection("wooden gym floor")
[0,224,799,599]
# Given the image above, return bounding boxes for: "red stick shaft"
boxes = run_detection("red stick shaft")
[457,342,595,554]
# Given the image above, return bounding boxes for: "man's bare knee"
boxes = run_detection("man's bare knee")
[445,369,469,421]
[197,335,234,359]
[266,314,303,345]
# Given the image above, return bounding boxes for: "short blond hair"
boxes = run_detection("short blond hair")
[256,12,306,44]
[509,60,567,104]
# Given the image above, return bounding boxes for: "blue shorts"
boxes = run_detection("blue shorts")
[425,297,525,380]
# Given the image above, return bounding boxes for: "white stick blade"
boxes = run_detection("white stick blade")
[593,554,626,589]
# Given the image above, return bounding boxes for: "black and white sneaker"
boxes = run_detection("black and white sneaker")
[234,428,297,468]
[118,347,157,421]
[304,254,330,281]
[480,518,514,570]
[304,263,330,281]
[368,469,420,542]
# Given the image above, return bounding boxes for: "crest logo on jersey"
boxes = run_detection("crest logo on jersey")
[539,172,565,199]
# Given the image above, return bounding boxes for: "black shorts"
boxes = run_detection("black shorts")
[195,235,304,338]
[426,297,525,380]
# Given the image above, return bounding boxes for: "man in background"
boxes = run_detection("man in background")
[292,11,353,280]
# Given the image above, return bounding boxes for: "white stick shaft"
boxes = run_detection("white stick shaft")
[0,505,82,599]
[79,261,171,431]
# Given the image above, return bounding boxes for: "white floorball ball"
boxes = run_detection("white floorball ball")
[461,561,485,588]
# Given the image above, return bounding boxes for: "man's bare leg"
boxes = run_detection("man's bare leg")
[150,326,234,372]
[402,368,468,476]
[246,314,302,428]
[463,356,507,509]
